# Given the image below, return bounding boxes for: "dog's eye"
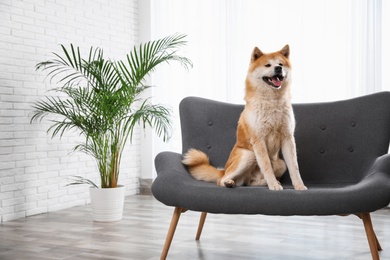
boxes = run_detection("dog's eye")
[265,64,271,67]
[279,63,283,66]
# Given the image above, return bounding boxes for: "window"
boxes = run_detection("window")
[140,0,387,174]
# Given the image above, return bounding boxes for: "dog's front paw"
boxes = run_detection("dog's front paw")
[224,179,236,188]
[294,183,308,191]
[268,182,283,191]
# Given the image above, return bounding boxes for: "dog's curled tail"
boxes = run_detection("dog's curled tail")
[182,149,224,183]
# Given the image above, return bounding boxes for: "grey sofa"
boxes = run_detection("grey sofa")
[152,92,390,260]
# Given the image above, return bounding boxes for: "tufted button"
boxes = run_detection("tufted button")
[320,125,326,130]
[319,148,325,154]
[350,121,356,127]
[206,145,212,149]
[347,146,354,152]
[208,121,213,126]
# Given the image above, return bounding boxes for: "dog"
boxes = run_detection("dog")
[182,45,307,191]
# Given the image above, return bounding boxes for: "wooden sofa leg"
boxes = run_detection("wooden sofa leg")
[161,207,185,260]
[359,212,381,260]
[196,212,207,240]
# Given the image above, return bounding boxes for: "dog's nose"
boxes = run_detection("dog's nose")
[275,66,282,74]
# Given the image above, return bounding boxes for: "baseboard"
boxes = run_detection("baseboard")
[139,178,152,195]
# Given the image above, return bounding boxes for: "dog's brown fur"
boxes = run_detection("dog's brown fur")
[182,45,307,191]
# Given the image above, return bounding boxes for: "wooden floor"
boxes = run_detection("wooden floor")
[1,195,390,260]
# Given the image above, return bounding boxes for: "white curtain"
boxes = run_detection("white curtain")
[349,0,383,96]
[142,0,387,176]
[383,0,390,91]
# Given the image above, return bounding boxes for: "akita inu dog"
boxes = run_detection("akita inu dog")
[182,45,307,191]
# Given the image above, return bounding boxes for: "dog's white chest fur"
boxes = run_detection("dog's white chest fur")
[243,99,294,153]
[246,100,291,132]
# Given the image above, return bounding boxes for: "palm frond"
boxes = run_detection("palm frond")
[66,175,99,189]
[116,33,193,91]
[32,34,192,188]
[125,100,173,142]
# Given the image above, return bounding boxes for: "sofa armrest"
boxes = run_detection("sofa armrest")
[154,151,189,175]
[364,154,390,180]
[152,151,197,207]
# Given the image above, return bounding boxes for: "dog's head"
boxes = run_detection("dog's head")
[246,45,291,92]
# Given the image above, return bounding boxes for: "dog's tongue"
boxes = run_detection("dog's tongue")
[271,77,283,87]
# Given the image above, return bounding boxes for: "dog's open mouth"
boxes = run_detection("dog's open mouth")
[263,75,284,88]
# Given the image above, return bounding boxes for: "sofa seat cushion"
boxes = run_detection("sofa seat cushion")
[152,152,390,216]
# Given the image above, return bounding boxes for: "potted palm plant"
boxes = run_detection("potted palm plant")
[31,34,192,221]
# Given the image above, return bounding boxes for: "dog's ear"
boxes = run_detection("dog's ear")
[279,45,290,58]
[251,47,263,62]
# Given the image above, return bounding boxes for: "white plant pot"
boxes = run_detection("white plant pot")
[89,185,125,222]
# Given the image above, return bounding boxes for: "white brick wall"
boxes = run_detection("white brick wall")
[0,0,140,222]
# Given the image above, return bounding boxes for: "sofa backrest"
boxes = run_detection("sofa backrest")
[179,92,390,184]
